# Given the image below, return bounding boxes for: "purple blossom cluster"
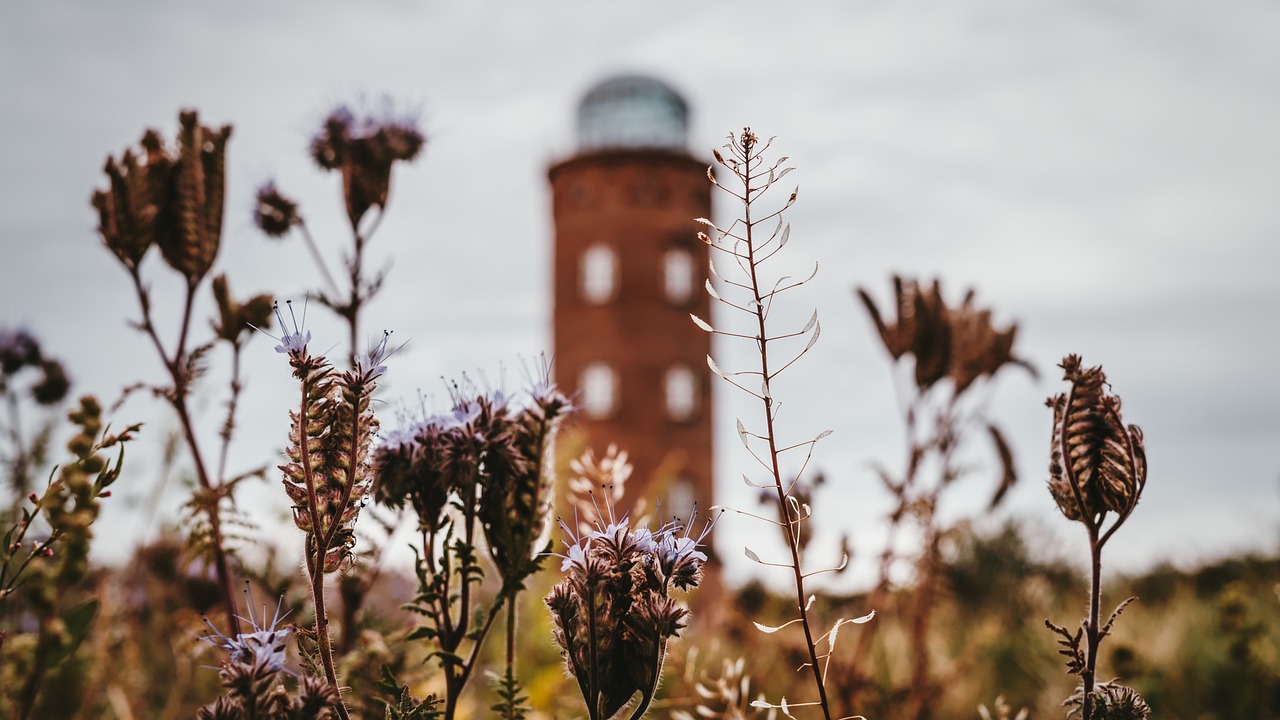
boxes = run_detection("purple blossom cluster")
[374,375,572,583]
[546,509,715,720]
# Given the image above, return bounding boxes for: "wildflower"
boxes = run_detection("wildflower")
[259,301,311,359]
[200,585,293,675]
[273,303,385,574]
[546,507,710,719]
[354,330,393,382]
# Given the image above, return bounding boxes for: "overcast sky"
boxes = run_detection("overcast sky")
[2,1,1278,590]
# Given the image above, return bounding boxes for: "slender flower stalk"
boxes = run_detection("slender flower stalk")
[695,130,870,719]
[255,101,425,366]
[91,110,261,637]
[851,277,1031,717]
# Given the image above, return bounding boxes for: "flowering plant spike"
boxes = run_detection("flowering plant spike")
[546,506,714,720]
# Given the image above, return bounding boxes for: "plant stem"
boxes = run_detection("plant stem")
[127,268,239,635]
[1083,534,1102,720]
[295,368,349,720]
[740,144,832,720]
[505,595,516,683]
[309,549,349,720]
[296,220,341,299]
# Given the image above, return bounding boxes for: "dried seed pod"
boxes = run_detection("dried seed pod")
[252,181,300,238]
[309,103,425,230]
[859,276,1031,394]
[1047,355,1146,524]
[210,274,273,345]
[94,111,231,283]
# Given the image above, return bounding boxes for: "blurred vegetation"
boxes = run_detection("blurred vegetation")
[4,518,1278,718]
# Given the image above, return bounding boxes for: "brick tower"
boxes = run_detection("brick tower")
[549,75,713,521]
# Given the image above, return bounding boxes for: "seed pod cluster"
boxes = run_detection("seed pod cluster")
[92,110,231,282]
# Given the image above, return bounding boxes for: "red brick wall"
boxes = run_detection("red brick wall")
[549,149,714,521]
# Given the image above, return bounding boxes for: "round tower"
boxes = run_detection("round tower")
[549,75,713,521]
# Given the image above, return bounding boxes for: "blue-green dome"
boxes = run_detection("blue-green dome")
[577,75,688,151]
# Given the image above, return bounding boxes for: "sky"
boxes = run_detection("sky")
[2,1,1278,591]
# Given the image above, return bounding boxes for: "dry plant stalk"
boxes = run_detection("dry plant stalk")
[254,101,425,365]
[696,129,871,720]
[92,110,271,637]
[853,276,1031,718]
[1045,355,1150,720]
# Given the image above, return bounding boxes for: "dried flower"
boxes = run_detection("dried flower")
[672,657,776,720]
[0,327,42,375]
[93,110,231,282]
[567,445,635,536]
[253,181,301,238]
[1064,681,1151,720]
[211,274,274,346]
[1046,355,1147,524]
[29,359,70,406]
[309,102,425,229]
[858,276,1032,393]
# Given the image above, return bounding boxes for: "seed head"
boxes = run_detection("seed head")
[1047,355,1147,525]
[252,181,300,238]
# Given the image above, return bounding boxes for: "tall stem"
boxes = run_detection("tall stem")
[741,147,832,720]
[1083,535,1102,720]
[505,595,516,680]
[127,268,239,635]
[309,551,349,720]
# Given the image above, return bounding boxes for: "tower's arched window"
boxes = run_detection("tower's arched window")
[581,244,618,304]
[666,474,696,523]
[581,362,618,418]
[664,365,698,422]
[663,247,695,305]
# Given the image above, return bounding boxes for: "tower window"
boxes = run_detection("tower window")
[581,244,618,304]
[581,362,618,418]
[664,365,698,422]
[663,247,695,304]
[666,474,696,523]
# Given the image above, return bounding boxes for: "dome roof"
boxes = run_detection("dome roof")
[577,75,689,151]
